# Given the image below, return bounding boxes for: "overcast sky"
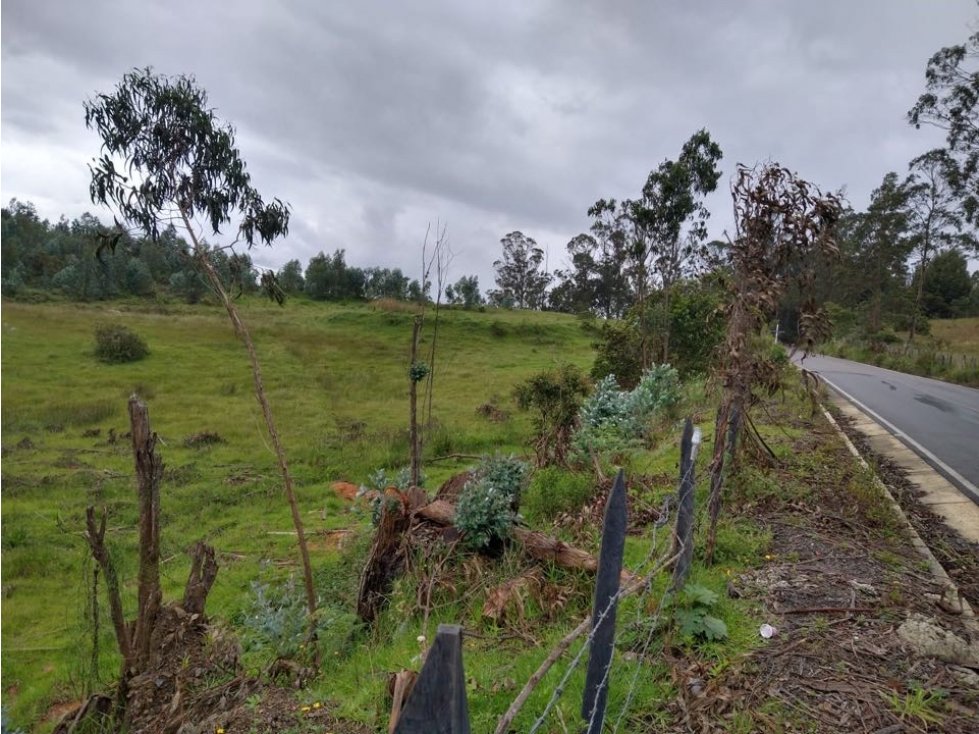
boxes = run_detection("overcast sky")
[2,0,975,289]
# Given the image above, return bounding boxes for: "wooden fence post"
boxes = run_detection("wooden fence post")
[581,469,627,734]
[393,624,470,734]
[671,419,699,591]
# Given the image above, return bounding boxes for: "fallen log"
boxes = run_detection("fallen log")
[356,494,641,626]
[414,500,637,585]
[357,500,412,624]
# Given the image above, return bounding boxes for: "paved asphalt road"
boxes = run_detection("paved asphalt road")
[796,354,979,502]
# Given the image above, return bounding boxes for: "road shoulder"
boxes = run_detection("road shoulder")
[828,392,979,545]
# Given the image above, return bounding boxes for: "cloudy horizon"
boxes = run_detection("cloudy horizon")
[2,0,975,290]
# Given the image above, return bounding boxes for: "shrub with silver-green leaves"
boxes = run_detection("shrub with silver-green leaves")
[475,453,529,508]
[239,578,308,659]
[367,466,420,492]
[455,479,518,550]
[94,323,149,363]
[573,364,680,458]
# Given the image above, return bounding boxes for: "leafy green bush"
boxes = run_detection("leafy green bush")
[662,282,726,376]
[94,323,149,363]
[515,364,591,466]
[522,467,595,524]
[673,583,728,642]
[592,282,726,384]
[591,320,643,388]
[455,479,517,550]
[769,342,789,366]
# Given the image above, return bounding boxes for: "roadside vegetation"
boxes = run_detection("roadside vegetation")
[821,313,979,387]
[5,299,978,733]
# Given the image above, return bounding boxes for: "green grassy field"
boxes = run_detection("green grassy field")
[929,316,979,356]
[825,316,979,387]
[2,297,792,732]
[0,299,602,724]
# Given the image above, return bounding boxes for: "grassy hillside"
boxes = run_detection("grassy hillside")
[823,316,979,386]
[6,298,967,732]
[1,298,600,726]
[929,316,979,356]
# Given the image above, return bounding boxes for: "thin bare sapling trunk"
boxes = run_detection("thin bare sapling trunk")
[84,507,132,670]
[409,314,423,487]
[180,210,317,622]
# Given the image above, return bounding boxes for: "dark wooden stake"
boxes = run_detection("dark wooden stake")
[394,624,470,734]
[671,419,699,590]
[409,314,423,487]
[581,469,627,734]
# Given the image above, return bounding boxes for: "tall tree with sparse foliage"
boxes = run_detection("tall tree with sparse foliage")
[850,173,915,334]
[904,149,973,340]
[490,231,551,309]
[631,129,723,364]
[85,68,318,622]
[909,29,979,227]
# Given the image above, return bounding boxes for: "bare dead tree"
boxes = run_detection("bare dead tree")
[423,222,453,430]
[80,397,223,729]
[704,163,842,563]
[407,221,451,487]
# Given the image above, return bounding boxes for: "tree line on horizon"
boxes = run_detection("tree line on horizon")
[0,202,485,308]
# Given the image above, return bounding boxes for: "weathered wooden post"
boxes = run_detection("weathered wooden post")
[671,418,701,590]
[394,624,470,734]
[581,469,627,734]
[129,395,164,670]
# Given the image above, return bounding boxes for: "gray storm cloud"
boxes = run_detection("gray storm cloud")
[1,0,971,286]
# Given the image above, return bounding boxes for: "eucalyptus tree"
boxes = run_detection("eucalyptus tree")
[490,231,551,309]
[445,275,484,308]
[582,131,722,364]
[633,129,723,363]
[909,30,979,226]
[851,173,914,334]
[277,258,305,294]
[905,149,974,340]
[84,68,317,620]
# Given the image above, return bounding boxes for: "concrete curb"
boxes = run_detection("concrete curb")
[819,405,978,632]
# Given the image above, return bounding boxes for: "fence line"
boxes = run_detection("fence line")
[396,419,701,733]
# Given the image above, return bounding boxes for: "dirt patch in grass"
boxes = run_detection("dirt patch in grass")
[184,430,226,449]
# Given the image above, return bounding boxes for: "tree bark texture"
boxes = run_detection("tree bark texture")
[357,500,412,624]
[183,541,219,616]
[84,506,133,668]
[129,396,163,670]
